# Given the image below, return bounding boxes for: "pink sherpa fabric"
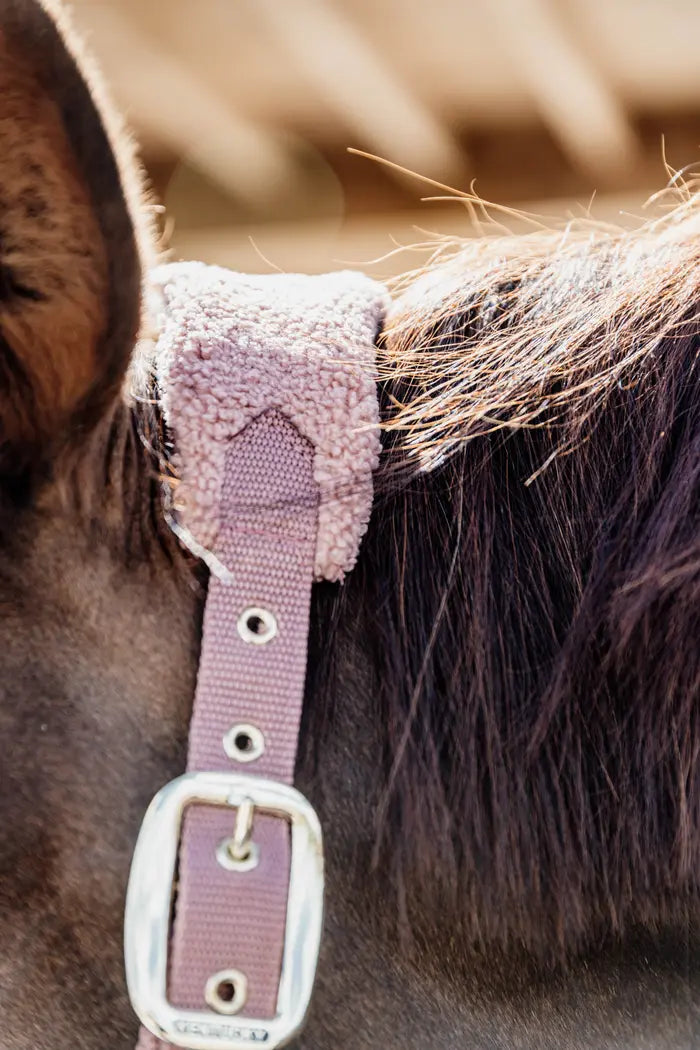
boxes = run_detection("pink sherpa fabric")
[151,263,387,581]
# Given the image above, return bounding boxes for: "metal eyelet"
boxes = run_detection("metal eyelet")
[204,969,248,1015]
[237,606,277,645]
[216,797,259,872]
[216,838,260,872]
[223,723,265,764]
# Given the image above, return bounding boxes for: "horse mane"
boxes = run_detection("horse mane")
[320,192,700,960]
[383,194,700,469]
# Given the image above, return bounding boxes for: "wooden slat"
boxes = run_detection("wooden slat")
[476,0,640,179]
[252,0,468,182]
[74,5,296,207]
[170,192,653,277]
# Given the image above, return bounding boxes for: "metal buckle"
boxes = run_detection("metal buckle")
[124,772,324,1050]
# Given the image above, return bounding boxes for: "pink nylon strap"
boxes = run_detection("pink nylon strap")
[136,265,386,1050]
[138,410,317,1049]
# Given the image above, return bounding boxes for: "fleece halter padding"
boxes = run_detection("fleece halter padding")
[126,263,387,1050]
[153,262,385,582]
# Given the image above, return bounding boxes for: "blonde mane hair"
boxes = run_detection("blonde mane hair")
[381,187,700,474]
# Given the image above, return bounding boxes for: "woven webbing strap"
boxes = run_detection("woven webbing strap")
[172,411,316,1013]
[132,265,386,1050]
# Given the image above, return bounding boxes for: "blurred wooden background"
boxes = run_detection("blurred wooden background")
[71,0,700,276]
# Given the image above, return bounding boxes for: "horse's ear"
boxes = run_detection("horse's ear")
[0,0,151,474]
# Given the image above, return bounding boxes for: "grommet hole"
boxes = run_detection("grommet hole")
[216,837,260,872]
[205,968,248,1015]
[235,731,253,753]
[246,614,265,635]
[217,980,236,1003]
[237,606,277,645]
[223,723,265,764]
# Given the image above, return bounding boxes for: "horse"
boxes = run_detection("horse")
[0,1,698,1048]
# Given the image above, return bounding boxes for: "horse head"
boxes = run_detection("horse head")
[0,3,698,1049]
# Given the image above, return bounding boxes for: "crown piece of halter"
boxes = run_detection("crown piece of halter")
[150,262,385,582]
[124,263,387,1050]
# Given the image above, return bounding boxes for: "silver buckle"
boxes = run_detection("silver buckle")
[124,772,324,1050]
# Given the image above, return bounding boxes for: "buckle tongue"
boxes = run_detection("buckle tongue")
[124,772,324,1050]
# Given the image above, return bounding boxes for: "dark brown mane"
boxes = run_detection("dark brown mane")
[307,200,700,960]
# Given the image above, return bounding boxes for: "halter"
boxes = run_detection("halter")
[124,264,387,1050]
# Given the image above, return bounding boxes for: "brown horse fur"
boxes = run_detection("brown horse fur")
[0,1,698,1049]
